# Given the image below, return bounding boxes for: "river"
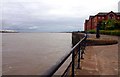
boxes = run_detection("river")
[2,33,72,75]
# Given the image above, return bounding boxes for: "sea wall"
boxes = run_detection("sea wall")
[72,32,85,47]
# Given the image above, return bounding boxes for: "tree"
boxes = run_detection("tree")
[100,19,120,30]
[100,20,106,30]
[114,20,120,30]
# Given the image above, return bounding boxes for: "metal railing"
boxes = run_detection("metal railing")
[44,33,87,77]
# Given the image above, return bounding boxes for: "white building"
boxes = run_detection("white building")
[118,1,120,12]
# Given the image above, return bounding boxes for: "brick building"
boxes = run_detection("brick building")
[84,11,120,31]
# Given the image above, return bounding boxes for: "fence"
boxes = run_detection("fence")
[44,33,87,77]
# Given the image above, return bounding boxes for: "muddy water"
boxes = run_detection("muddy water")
[2,33,72,75]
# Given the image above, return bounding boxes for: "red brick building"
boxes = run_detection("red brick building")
[84,11,120,31]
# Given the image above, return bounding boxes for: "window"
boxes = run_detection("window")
[118,17,120,19]
[110,14,113,19]
[108,14,114,19]
[98,17,101,19]
[102,17,104,19]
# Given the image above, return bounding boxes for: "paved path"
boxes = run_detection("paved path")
[75,34,119,76]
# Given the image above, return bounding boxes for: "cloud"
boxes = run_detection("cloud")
[28,26,38,29]
[1,0,120,32]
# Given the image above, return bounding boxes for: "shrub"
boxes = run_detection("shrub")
[99,30,120,36]
[88,30,96,34]
[87,30,120,36]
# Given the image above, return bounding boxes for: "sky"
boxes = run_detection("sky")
[1,0,120,32]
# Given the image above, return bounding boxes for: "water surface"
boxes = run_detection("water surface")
[2,33,72,75]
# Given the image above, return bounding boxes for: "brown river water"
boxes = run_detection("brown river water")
[2,33,72,75]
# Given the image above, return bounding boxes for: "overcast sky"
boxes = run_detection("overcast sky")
[1,0,120,32]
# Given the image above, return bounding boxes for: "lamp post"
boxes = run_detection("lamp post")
[96,22,101,38]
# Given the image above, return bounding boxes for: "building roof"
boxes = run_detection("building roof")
[89,16,94,19]
[96,11,120,16]
[85,20,89,23]
[116,13,120,15]
[97,13,108,16]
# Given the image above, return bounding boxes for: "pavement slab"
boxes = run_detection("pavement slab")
[75,34,119,76]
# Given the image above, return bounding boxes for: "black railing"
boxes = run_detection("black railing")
[44,33,87,77]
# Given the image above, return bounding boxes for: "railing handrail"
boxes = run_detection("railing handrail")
[43,33,87,77]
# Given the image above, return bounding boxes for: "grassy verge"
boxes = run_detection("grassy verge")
[88,30,120,36]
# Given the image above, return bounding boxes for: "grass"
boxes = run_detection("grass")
[88,30,120,36]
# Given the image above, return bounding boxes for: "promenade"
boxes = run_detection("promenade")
[75,34,119,76]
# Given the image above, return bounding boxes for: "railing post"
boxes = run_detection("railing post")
[44,33,87,77]
[77,44,81,69]
[72,50,75,77]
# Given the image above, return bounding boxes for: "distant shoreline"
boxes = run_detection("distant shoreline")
[0,30,85,33]
[0,30,18,33]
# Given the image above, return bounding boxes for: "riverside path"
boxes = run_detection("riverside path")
[75,34,119,76]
